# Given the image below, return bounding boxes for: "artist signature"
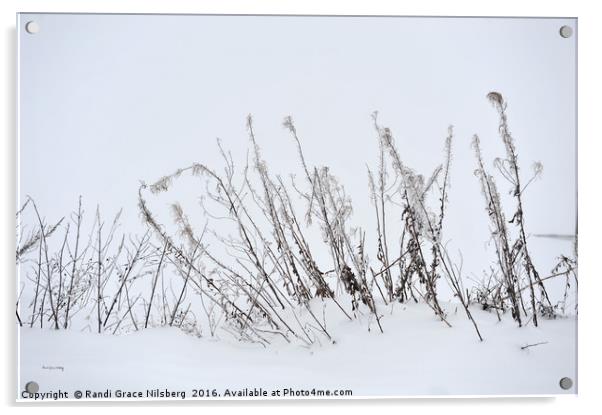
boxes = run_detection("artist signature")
[41,365,64,372]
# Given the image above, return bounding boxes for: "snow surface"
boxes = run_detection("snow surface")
[18,302,577,400]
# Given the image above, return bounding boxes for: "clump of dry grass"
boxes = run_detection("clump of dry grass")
[16,93,576,344]
[472,91,576,327]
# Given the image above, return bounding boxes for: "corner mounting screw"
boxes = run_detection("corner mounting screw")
[25,381,39,394]
[559,377,573,390]
[559,25,573,38]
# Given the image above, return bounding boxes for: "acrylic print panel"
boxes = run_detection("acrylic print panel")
[17,14,577,400]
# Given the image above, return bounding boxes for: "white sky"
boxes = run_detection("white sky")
[18,14,576,288]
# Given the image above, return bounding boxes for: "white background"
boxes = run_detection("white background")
[16,13,577,296]
[2,0,601,414]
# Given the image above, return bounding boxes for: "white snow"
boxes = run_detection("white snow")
[18,302,576,400]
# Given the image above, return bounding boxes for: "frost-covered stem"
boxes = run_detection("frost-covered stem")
[139,178,268,325]
[103,232,149,327]
[428,131,482,340]
[16,303,23,327]
[404,197,450,326]
[145,240,168,329]
[439,248,483,341]
[313,168,347,277]
[379,124,447,320]
[274,176,335,301]
[56,225,70,328]
[96,209,103,334]
[424,129,479,336]
[64,196,82,329]
[435,127,453,244]
[488,92,552,325]
[31,198,60,329]
[111,294,140,335]
[170,244,198,327]
[203,151,288,310]
[247,116,311,303]
[29,226,43,328]
[368,169,392,304]
[124,283,139,331]
[472,134,522,326]
[372,117,394,301]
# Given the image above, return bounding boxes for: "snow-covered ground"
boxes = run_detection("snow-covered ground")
[18,302,577,400]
